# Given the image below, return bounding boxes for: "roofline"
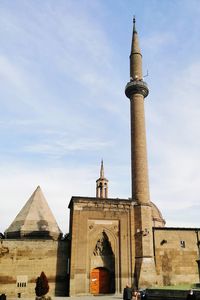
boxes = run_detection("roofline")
[153,227,200,231]
[68,196,133,208]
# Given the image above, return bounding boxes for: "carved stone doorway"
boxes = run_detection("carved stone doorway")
[90,267,110,294]
[90,231,115,294]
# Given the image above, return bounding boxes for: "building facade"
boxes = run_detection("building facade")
[0,20,200,297]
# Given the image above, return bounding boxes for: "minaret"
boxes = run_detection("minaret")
[96,160,108,198]
[125,17,150,204]
[125,18,157,288]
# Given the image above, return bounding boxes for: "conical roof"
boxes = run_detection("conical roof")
[130,17,143,81]
[130,17,141,56]
[5,186,62,240]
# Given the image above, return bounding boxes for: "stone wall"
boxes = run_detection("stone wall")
[154,228,200,286]
[0,239,69,297]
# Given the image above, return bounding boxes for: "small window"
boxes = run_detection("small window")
[17,282,27,288]
[180,240,185,248]
[16,275,28,288]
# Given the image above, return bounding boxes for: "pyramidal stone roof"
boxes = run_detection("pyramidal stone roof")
[5,186,62,240]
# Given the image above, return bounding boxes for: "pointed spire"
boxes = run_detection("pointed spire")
[130,16,141,56]
[133,16,137,33]
[100,159,104,178]
[130,16,143,80]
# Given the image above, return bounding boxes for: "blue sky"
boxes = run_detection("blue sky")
[1,0,200,234]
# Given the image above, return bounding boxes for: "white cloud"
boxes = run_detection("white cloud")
[148,60,200,227]
[0,163,97,234]
[143,32,175,53]
[0,56,25,91]
[23,137,112,157]
[0,1,200,235]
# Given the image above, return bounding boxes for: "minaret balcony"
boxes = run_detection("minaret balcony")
[125,79,149,98]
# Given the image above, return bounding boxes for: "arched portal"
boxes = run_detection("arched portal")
[90,267,111,294]
[90,231,115,294]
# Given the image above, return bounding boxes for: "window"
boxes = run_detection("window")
[180,240,185,248]
[16,275,28,288]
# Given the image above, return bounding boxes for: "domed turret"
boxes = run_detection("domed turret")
[150,201,166,227]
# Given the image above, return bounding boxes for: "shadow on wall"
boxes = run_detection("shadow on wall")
[55,238,70,296]
[162,251,172,286]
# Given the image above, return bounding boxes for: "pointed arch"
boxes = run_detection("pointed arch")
[93,231,114,256]
[89,226,118,258]
[88,226,117,294]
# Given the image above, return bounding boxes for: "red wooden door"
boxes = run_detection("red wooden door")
[90,269,99,294]
[90,268,110,294]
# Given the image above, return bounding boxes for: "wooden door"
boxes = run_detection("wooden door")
[90,268,110,294]
[90,268,99,294]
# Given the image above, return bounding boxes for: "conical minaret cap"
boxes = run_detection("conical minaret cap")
[96,159,108,182]
[100,159,104,178]
[130,17,141,57]
[4,186,62,240]
[128,17,144,81]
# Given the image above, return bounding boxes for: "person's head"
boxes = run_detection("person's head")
[126,283,130,288]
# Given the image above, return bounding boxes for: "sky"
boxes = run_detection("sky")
[1,0,200,234]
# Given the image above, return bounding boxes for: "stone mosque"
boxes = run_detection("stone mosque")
[0,19,200,297]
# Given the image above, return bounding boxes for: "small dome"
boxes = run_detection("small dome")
[150,201,166,227]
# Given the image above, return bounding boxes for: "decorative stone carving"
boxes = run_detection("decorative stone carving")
[0,245,9,257]
[93,231,114,256]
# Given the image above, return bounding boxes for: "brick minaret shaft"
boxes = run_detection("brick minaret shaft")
[125,18,150,204]
[125,18,157,288]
